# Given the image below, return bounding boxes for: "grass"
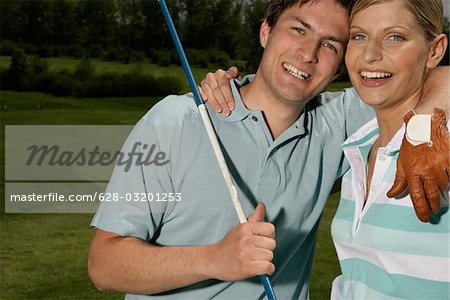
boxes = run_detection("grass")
[0,59,348,298]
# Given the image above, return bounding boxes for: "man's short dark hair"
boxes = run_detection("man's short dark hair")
[265,0,356,28]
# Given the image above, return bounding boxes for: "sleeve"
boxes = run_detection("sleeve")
[91,108,176,241]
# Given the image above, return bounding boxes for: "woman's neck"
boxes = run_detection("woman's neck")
[375,88,423,147]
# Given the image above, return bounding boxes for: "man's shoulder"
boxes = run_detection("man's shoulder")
[141,93,200,126]
[316,87,359,105]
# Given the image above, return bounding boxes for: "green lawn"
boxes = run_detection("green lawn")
[1,73,346,298]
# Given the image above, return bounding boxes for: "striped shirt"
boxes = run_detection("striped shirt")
[331,118,450,300]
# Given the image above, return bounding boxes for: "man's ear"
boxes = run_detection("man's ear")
[426,34,448,69]
[259,20,271,48]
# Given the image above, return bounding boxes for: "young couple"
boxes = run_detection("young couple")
[89,0,449,298]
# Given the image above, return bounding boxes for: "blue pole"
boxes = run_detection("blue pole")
[157,1,277,299]
[158,0,203,107]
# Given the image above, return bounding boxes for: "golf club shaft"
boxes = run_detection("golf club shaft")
[157,1,277,299]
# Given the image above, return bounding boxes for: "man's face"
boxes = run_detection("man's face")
[258,0,350,106]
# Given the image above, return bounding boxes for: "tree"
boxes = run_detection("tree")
[51,0,77,46]
[210,0,244,58]
[73,0,117,48]
[0,0,22,42]
[181,0,213,49]
[243,0,268,71]
[17,0,53,45]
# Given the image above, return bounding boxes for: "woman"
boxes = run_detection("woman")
[330,0,449,299]
[201,0,449,298]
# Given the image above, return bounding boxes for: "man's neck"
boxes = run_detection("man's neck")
[239,77,306,140]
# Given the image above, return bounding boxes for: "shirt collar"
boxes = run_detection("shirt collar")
[211,74,306,136]
[209,75,254,123]
[342,117,405,155]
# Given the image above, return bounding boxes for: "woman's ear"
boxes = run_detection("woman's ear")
[426,34,448,69]
[260,20,271,48]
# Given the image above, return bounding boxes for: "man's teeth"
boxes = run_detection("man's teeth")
[361,71,392,79]
[283,63,310,80]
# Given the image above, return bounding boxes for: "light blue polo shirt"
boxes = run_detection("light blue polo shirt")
[91,75,374,299]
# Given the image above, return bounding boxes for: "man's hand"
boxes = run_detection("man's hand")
[199,66,240,116]
[207,203,276,281]
[387,108,450,222]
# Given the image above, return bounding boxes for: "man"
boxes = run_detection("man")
[88,0,449,299]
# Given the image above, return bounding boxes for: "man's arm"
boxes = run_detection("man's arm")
[388,66,450,222]
[415,66,449,114]
[88,203,276,295]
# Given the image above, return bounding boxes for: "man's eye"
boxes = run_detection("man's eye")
[323,43,337,52]
[293,27,304,35]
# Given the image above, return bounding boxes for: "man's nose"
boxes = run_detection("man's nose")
[298,39,320,64]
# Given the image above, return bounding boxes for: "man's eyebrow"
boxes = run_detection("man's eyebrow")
[289,16,312,30]
[289,16,345,45]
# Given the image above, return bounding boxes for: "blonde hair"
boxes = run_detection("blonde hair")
[351,0,444,42]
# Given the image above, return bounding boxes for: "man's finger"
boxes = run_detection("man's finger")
[200,79,222,112]
[387,163,407,198]
[225,66,239,79]
[409,178,431,222]
[219,69,237,113]
[201,72,230,114]
[423,178,441,214]
[198,85,207,101]
[253,236,276,251]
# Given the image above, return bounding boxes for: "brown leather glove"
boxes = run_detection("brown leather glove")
[387,107,450,222]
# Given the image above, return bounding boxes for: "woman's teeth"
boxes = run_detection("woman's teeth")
[283,63,310,80]
[361,71,392,79]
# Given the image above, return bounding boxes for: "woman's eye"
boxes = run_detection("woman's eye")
[388,34,405,42]
[351,34,367,41]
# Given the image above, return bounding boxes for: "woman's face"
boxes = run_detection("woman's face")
[345,1,431,110]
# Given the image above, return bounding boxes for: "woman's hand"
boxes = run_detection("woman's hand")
[199,66,240,116]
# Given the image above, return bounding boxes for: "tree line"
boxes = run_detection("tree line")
[1,0,447,72]
[1,0,268,71]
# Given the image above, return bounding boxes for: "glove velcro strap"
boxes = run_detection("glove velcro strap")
[406,112,432,147]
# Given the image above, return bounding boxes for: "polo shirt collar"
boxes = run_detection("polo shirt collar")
[214,74,306,136]
[342,117,405,156]
[213,75,253,123]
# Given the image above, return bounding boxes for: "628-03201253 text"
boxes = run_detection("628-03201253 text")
[99,192,182,202]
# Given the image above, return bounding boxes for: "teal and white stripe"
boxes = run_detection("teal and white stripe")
[331,118,450,300]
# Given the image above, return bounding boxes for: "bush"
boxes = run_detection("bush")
[73,58,96,80]
[38,45,54,58]
[104,47,119,61]
[149,49,177,66]
[0,40,18,56]
[29,56,49,75]
[131,50,145,63]
[16,42,38,55]
[9,49,30,77]
[89,44,104,58]
[208,49,230,68]
[49,74,78,96]
[186,49,210,68]
[153,76,183,95]
[68,44,85,58]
